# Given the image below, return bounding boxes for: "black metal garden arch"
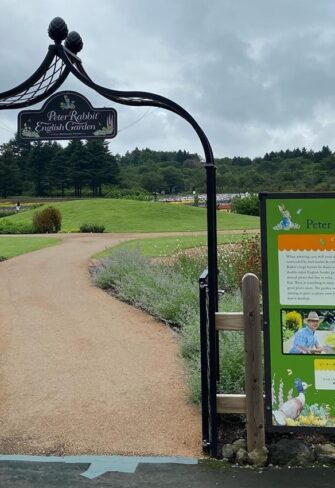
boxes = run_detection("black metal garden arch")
[0,17,219,457]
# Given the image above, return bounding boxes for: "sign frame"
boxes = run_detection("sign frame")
[18,90,117,141]
[260,192,335,434]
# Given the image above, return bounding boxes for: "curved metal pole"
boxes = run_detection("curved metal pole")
[0,31,219,456]
[0,48,56,99]
[58,46,219,455]
[0,46,71,110]
[60,45,218,292]
[57,47,214,160]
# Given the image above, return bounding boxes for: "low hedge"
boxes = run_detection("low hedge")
[0,221,36,234]
[80,223,105,233]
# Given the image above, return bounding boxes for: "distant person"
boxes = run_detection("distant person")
[15,202,21,212]
[289,311,323,354]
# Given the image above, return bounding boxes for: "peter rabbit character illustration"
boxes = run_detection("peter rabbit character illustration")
[273,204,300,230]
[60,94,75,110]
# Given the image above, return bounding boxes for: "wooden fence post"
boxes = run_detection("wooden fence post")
[242,273,265,452]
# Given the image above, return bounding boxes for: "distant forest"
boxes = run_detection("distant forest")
[0,134,334,197]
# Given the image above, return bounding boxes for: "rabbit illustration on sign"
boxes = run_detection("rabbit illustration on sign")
[273,204,300,230]
[60,94,75,110]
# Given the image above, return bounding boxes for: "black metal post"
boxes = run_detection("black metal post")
[205,163,218,457]
[199,269,210,453]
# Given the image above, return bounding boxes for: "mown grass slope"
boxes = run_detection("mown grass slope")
[0,236,60,259]
[0,199,259,233]
[95,233,250,259]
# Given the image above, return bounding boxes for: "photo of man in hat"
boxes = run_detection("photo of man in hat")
[289,311,324,354]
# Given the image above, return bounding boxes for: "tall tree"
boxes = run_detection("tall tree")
[27,141,49,196]
[6,133,31,182]
[47,145,69,197]
[141,171,165,193]
[0,144,22,197]
[85,140,119,196]
[161,165,184,193]
[66,140,89,197]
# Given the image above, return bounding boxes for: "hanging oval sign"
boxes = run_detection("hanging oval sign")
[18,91,117,141]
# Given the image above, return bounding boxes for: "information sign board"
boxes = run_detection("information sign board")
[260,193,335,431]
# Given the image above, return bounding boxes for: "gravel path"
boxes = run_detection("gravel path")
[0,233,202,457]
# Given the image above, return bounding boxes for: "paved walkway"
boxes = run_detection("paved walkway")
[0,457,333,487]
[1,230,332,485]
[0,233,201,457]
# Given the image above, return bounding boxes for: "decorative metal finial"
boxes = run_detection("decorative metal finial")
[65,31,83,54]
[48,17,69,44]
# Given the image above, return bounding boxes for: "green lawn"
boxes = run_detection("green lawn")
[0,199,259,233]
[0,236,60,259]
[95,232,252,259]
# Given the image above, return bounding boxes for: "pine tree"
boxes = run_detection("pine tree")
[27,141,48,196]
[0,144,22,197]
[66,140,89,197]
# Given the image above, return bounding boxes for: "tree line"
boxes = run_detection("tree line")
[0,136,202,198]
[0,136,119,198]
[1,135,335,198]
[216,145,335,193]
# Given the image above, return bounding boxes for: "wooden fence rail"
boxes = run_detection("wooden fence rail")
[215,273,265,452]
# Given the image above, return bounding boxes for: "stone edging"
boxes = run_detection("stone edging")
[221,438,335,467]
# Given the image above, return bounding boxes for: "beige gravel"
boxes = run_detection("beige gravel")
[0,233,203,457]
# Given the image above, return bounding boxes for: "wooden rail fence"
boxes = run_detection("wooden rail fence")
[215,273,265,452]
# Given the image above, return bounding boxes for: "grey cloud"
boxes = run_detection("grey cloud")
[2,0,335,158]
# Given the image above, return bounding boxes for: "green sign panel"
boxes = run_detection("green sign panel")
[260,193,335,432]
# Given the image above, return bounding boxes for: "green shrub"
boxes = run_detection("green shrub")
[80,223,105,233]
[325,333,335,348]
[94,248,198,326]
[180,290,244,403]
[93,247,246,403]
[172,233,261,292]
[92,236,261,403]
[285,310,302,330]
[0,220,36,234]
[0,210,17,218]
[282,310,303,340]
[173,250,207,283]
[228,233,261,289]
[0,256,7,261]
[33,206,62,233]
[104,189,153,201]
[231,194,259,216]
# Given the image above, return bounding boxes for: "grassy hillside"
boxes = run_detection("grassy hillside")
[0,199,259,233]
[95,233,250,259]
[0,236,60,259]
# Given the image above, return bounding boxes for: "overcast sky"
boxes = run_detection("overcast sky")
[1,0,335,159]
